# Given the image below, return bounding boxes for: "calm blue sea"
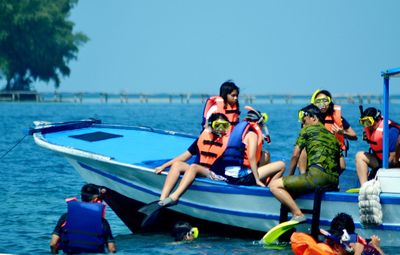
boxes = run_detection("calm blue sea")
[0,102,398,254]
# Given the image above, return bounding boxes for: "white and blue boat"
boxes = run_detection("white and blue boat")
[29,68,400,245]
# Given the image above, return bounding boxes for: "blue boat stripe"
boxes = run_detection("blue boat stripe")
[78,162,400,231]
[78,162,277,220]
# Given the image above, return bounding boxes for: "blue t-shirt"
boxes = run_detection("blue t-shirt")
[389,127,399,152]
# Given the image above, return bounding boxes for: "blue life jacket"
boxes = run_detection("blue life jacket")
[222,121,248,167]
[59,200,106,254]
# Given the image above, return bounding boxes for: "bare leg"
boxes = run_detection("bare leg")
[355,151,379,186]
[259,150,271,167]
[169,164,210,201]
[269,178,303,217]
[339,156,346,172]
[160,161,190,200]
[258,160,285,185]
[298,150,307,174]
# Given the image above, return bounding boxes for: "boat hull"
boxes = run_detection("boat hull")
[32,121,400,245]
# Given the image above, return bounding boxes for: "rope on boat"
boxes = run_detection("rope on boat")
[0,134,28,160]
[358,178,382,226]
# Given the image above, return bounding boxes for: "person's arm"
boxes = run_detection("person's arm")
[245,132,265,187]
[155,151,193,174]
[50,234,60,254]
[341,117,358,140]
[288,145,301,176]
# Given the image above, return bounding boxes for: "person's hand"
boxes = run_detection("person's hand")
[256,179,266,187]
[349,242,364,255]
[370,235,381,246]
[154,166,165,174]
[332,123,344,135]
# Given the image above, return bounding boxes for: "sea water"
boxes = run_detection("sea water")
[0,102,398,254]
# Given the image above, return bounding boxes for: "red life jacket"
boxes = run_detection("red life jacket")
[197,129,229,168]
[202,96,240,126]
[324,104,346,151]
[365,119,400,160]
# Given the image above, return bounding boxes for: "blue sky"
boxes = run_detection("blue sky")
[34,0,400,95]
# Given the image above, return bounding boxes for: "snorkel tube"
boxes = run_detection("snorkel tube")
[244,106,271,143]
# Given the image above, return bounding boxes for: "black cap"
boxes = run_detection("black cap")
[171,221,192,241]
[81,183,101,202]
[361,107,381,120]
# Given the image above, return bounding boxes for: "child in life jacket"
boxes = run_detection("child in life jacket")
[201,80,240,129]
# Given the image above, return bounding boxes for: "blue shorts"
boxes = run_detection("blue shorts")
[226,174,256,186]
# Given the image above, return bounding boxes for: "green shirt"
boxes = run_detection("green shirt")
[296,123,341,175]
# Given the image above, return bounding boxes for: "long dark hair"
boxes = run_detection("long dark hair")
[219,80,240,110]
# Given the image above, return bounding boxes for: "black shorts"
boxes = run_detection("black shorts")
[226,174,256,186]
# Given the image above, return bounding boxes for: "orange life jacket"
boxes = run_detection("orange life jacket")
[291,232,336,255]
[324,104,346,151]
[243,122,264,167]
[364,119,400,160]
[202,96,240,126]
[197,129,229,168]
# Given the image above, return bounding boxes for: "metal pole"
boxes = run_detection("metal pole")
[382,76,389,169]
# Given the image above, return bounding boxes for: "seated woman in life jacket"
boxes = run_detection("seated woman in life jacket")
[153,113,231,207]
[50,184,116,254]
[201,80,240,129]
[356,106,400,186]
[222,108,285,187]
[298,89,357,174]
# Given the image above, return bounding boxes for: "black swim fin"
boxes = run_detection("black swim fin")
[140,207,163,228]
[138,200,162,216]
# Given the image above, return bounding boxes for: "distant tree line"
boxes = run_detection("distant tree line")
[0,0,88,91]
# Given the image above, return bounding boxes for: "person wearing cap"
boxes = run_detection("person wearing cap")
[222,106,285,187]
[50,184,116,254]
[356,106,400,185]
[150,113,231,207]
[269,104,341,223]
[171,221,199,242]
[299,89,357,174]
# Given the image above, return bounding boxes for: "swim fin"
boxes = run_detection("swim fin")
[138,200,162,216]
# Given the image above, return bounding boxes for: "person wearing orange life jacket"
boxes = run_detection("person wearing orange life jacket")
[356,106,400,186]
[298,89,357,174]
[50,184,116,254]
[222,108,285,187]
[201,80,240,129]
[151,113,231,208]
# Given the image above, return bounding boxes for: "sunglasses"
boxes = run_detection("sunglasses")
[211,119,231,131]
[298,110,312,122]
[314,97,331,105]
[359,116,375,127]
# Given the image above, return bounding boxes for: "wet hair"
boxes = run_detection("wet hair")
[245,110,264,125]
[207,112,229,128]
[81,183,101,202]
[361,107,381,120]
[219,80,240,109]
[314,89,334,115]
[171,221,192,241]
[329,213,355,238]
[301,104,325,124]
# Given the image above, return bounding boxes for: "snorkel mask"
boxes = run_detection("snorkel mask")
[210,119,230,136]
[311,89,331,110]
[359,105,381,127]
